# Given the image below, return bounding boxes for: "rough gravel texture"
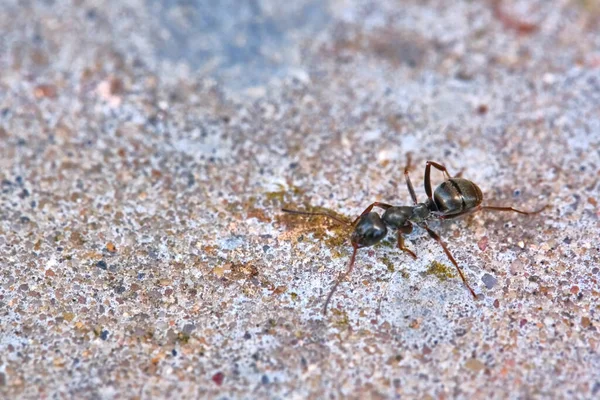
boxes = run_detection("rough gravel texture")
[1,0,600,399]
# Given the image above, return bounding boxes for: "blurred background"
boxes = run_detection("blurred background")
[1,0,599,399]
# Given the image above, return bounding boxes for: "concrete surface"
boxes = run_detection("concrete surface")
[1,0,600,398]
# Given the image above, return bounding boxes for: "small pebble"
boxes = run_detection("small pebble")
[570,286,579,295]
[465,358,485,372]
[581,317,591,328]
[100,330,109,340]
[34,84,57,98]
[212,372,224,386]
[182,324,196,334]
[478,236,488,251]
[481,273,498,289]
[96,260,107,270]
[520,319,527,327]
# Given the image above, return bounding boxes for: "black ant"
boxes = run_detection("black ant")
[282,157,547,315]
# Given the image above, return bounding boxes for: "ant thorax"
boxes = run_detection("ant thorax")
[410,203,430,223]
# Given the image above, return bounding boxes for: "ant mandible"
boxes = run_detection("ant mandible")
[282,156,547,315]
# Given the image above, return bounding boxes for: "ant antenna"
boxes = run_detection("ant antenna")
[481,204,548,215]
[282,207,359,314]
[323,244,358,315]
[281,208,351,226]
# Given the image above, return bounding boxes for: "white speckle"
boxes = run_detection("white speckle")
[429,91,468,123]
[220,235,245,250]
[263,178,287,193]
[289,68,310,84]
[363,129,382,142]
[245,86,267,98]
[47,256,58,268]
[96,80,122,107]
[262,103,276,120]
[377,145,402,162]
[543,73,556,85]
[399,134,418,152]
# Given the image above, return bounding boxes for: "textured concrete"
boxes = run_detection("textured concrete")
[1,0,600,399]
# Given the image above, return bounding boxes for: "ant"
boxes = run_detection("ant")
[282,156,547,315]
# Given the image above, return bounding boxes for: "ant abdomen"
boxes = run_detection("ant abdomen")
[434,178,483,215]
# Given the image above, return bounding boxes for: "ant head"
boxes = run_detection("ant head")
[351,212,387,248]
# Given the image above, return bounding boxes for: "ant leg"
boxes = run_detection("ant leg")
[352,202,393,224]
[422,224,477,299]
[424,161,453,200]
[398,235,417,259]
[281,208,350,226]
[437,205,482,220]
[481,205,548,215]
[404,156,418,204]
[398,223,417,259]
[323,244,359,315]
[427,161,453,179]
[438,203,548,220]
